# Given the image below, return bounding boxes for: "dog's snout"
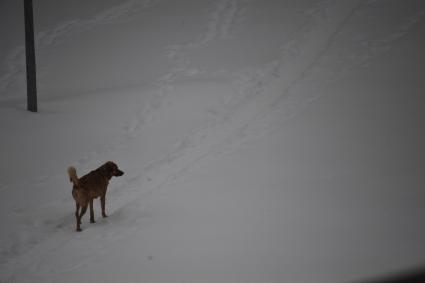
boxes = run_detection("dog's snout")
[117,170,124,176]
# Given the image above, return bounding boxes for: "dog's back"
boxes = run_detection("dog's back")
[78,169,110,198]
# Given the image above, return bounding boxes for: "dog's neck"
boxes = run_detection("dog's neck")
[97,164,113,181]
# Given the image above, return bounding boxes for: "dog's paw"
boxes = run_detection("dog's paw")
[76,227,82,232]
[90,219,96,223]
[102,214,108,218]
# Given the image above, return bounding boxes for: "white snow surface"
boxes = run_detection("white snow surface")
[1,0,425,282]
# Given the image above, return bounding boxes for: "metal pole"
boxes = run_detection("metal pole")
[24,0,37,112]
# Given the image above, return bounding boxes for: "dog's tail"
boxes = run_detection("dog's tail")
[67,166,79,186]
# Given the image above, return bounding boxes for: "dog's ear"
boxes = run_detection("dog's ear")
[105,161,115,168]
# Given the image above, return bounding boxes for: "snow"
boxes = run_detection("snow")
[1,0,425,282]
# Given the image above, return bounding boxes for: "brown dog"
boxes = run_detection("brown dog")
[67,161,124,231]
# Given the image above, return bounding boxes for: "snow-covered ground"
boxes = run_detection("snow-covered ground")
[1,0,425,282]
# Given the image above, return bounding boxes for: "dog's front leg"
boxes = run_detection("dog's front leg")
[101,195,107,218]
[89,199,95,223]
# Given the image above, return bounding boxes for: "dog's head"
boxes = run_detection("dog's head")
[103,161,124,178]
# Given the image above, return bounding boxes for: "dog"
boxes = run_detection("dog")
[67,161,124,231]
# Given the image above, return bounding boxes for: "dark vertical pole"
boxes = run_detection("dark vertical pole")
[24,0,37,112]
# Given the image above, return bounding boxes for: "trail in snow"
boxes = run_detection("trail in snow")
[113,0,425,221]
[224,0,425,149]
[159,0,242,92]
[122,0,371,190]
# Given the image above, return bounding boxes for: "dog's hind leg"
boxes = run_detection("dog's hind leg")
[89,199,96,223]
[101,195,107,218]
[76,204,88,232]
[75,202,81,225]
